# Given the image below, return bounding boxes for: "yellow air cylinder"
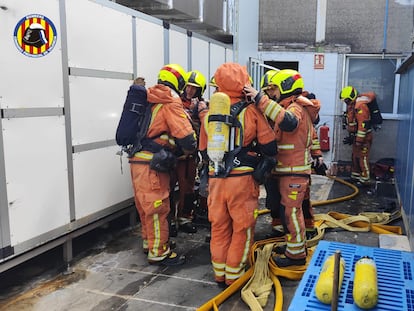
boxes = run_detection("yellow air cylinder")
[353,256,378,309]
[207,92,231,175]
[314,253,346,304]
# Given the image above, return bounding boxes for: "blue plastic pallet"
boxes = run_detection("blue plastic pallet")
[288,240,414,311]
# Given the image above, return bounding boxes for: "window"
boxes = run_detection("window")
[346,57,401,116]
[265,61,298,71]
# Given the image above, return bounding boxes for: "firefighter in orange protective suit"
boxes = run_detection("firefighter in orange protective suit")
[244,69,318,267]
[168,70,208,235]
[340,86,374,185]
[129,64,197,266]
[259,71,322,241]
[197,63,277,287]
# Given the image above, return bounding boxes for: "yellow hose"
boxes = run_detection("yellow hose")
[197,267,254,311]
[270,273,283,311]
[257,175,360,218]
[197,176,402,310]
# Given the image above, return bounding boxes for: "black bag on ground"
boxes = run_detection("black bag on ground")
[374,158,395,181]
[115,85,152,157]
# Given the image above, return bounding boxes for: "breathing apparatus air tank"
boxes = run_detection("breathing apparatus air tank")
[207,92,231,175]
[353,256,378,309]
[314,253,346,304]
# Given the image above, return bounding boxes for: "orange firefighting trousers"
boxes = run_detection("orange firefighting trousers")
[278,175,308,259]
[208,174,259,285]
[351,133,373,183]
[266,175,314,230]
[130,163,171,260]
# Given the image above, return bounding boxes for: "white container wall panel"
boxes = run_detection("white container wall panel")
[298,53,338,118]
[258,51,339,163]
[2,117,70,245]
[191,37,209,84]
[208,43,227,98]
[72,147,133,220]
[136,18,164,87]
[169,28,188,70]
[66,0,133,73]
[210,43,226,74]
[226,48,234,63]
[0,0,63,109]
[258,51,338,119]
[69,76,131,145]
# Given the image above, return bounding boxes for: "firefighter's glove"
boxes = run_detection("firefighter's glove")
[312,156,324,168]
[150,149,177,172]
[253,156,276,185]
[243,85,260,105]
[343,133,355,145]
[312,156,327,175]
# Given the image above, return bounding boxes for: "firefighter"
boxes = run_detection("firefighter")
[209,75,219,92]
[259,69,284,237]
[340,86,374,186]
[129,64,197,266]
[169,70,207,234]
[244,69,319,267]
[260,71,322,241]
[197,63,277,287]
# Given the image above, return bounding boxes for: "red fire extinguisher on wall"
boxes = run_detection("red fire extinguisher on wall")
[319,123,330,151]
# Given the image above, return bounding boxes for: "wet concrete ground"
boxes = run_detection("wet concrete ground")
[0,175,405,311]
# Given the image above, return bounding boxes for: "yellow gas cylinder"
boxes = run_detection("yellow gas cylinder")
[353,256,378,309]
[207,92,230,175]
[314,253,346,304]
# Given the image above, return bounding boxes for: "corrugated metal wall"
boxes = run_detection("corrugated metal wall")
[396,54,414,250]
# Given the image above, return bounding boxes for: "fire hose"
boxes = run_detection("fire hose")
[197,176,402,311]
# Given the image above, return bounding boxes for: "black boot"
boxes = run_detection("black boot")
[179,221,197,233]
[169,222,178,237]
[148,252,185,266]
[273,244,286,254]
[306,228,318,240]
[193,207,209,225]
[273,255,306,267]
[178,194,197,233]
[265,228,285,239]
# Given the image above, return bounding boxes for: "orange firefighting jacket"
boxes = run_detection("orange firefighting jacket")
[346,92,374,144]
[257,94,316,174]
[132,84,196,161]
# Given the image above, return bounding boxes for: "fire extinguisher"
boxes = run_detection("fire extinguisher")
[319,123,330,151]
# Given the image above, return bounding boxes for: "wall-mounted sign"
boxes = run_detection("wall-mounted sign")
[314,53,325,69]
[13,14,57,58]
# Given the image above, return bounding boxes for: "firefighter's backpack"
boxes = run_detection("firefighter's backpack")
[207,98,249,177]
[367,97,383,130]
[115,85,152,157]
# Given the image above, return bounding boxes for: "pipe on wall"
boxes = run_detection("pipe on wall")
[383,0,389,54]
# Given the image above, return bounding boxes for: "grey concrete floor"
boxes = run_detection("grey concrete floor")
[0,175,405,311]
